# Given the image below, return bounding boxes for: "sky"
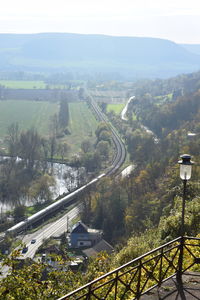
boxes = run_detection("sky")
[1,0,200,44]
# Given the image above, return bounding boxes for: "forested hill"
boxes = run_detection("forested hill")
[131,70,200,137]
[181,44,200,56]
[82,69,200,263]
[1,33,200,78]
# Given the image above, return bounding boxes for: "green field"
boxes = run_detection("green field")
[0,100,98,156]
[0,100,58,140]
[107,103,125,115]
[0,80,81,90]
[0,80,46,89]
[66,102,99,153]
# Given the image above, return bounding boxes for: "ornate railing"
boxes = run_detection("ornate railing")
[58,236,200,299]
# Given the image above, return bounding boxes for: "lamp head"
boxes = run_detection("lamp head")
[178,154,194,180]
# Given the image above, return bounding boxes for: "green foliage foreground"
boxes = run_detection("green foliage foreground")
[0,250,111,300]
[1,236,200,300]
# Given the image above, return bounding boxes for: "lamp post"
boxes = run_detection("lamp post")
[177,154,194,282]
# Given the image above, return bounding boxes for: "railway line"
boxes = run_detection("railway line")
[6,97,126,236]
[89,96,126,175]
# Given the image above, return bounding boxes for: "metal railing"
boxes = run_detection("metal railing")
[58,236,200,299]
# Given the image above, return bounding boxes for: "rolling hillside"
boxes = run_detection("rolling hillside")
[0,33,200,78]
[181,44,200,56]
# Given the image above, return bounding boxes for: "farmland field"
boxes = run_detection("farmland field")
[0,80,46,89]
[0,100,99,156]
[0,100,59,140]
[107,103,125,115]
[0,80,80,89]
[66,102,99,154]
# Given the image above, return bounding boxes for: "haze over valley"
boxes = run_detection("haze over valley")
[1,33,200,79]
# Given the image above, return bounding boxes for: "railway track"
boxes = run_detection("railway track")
[89,96,126,175]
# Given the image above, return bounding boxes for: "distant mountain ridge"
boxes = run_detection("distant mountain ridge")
[181,44,200,56]
[0,33,200,78]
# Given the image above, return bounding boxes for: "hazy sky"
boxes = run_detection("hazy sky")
[1,0,200,43]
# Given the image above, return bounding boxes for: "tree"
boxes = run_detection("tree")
[63,169,76,192]
[98,130,112,144]
[58,100,69,128]
[49,136,57,161]
[28,174,55,204]
[82,152,101,172]
[19,128,42,170]
[49,113,59,137]
[81,139,92,153]
[13,205,26,222]
[95,122,110,140]
[58,142,70,161]
[7,123,19,157]
[96,141,110,160]
[99,102,107,113]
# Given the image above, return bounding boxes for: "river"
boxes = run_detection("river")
[0,157,85,213]
[121,96,159,144]
[121,96,135,121]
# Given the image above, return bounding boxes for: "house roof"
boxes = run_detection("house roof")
[71,221,89,234]
[82,239,114,257]
[42,244,62,255]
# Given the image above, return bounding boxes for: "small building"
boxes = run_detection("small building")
[70,221,102,248]
[82,239,114,258]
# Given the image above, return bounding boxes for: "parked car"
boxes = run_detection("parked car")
[22,246,28,254]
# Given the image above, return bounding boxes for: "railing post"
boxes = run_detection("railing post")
[114,271,118,300]
[87,284,92,299]
[177,236,184,282]
[136,260,142,299]
[159,247,163,286]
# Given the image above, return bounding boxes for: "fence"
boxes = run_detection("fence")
[58,236,200,299]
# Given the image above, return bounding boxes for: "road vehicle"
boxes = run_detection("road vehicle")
[22,246,28,254]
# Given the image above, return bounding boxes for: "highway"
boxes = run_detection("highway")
[21,204,82,259]
[0,204,82,277]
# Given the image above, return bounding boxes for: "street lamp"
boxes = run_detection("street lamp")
[177,154,194,282]
[178,154,194,235]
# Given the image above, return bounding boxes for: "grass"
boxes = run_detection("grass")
[0,80,82,90]
[132,113,137,120]
[0,100,98,157]
[155,93,173,106]
[66,102,99,155]
[0,100,59,143]
[26,202,51,217]
[0,80,46,89]
[107,103,125,115]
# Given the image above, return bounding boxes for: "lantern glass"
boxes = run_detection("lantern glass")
[180,164,192,180]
